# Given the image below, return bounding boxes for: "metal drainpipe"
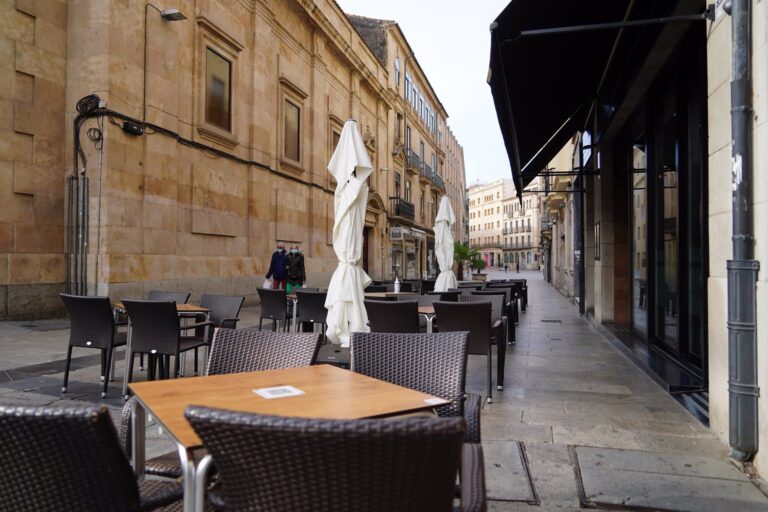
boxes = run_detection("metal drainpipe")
[725,0,760,462]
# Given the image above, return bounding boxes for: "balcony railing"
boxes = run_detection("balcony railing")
[502,242,535,250]
[431,173,444,190]
[389,197,415,220]
[407,150,422,172]
[470,242,503,250]
[502,228,509,235]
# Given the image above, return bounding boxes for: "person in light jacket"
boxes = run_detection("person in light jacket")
[265,242,288,289]
[285,246,306,294]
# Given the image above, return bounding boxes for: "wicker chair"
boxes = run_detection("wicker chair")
[185,406,486,512]
[60,294,127,398]
[206,328,321,374]
[433,301,494,403]
[147,289,190,303]
[295,290,328,337]
[364,300,420,333]
[365,284,388,293]
[473,289,515,344]
[122,300,210,388]
[421,279,436,294]
[0,405,182,512]
[350,331,481,443]
[257,288,289,331]
[486,283,519,325]
[461,294,507,391]
[426,290,460,302]
[192,294,245,343]
[120,328,321,479]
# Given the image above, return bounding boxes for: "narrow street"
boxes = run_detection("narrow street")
[477,269,768,511]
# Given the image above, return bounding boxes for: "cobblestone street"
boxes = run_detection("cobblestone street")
[1,270,767,510]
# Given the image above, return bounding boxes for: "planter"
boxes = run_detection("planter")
[472,273,487,281]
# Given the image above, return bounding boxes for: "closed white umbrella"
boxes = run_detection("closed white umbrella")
[433,196,458,292]
[324,120,373,347]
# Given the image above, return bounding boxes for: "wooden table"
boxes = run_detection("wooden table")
[118,302,211,398]
[129,365,449,511]
[418,306,436,333]
[364,291,420,299]
[114,302,209,314]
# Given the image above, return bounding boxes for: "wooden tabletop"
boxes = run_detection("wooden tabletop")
[113,302,209,313]
[364,291,420,298]
[129,364,449,448]
[418,306,435,315]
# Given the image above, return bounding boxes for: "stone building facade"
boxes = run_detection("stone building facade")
[0,0,466,318]
[501,177,543,271]
[467,178,514,268]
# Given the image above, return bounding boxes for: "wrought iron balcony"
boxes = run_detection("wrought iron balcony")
[431,173,445,190]
[406,150,422,173]
[389,197,415,220]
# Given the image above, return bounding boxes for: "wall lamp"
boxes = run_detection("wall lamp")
[160,8,187,21]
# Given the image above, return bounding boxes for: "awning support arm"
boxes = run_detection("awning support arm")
[504,4,714,42]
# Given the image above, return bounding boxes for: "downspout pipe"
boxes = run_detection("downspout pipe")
[725,0,760,462]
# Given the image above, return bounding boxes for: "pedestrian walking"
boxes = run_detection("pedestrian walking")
[265,242,288,289]
[516,261,520,273]
[286,245,306,294]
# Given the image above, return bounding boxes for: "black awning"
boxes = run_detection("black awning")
[488,0,708,197]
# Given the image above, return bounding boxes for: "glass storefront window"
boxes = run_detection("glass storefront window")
[631,139,647,336]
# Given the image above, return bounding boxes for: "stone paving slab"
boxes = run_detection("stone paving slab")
[483,440,539,503]
[574,446,768,511]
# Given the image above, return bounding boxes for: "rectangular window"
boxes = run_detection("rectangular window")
[284,100,300,162]
[404,74,410,100]
[205,48,231,131]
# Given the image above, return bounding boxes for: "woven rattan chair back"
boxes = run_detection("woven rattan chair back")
[295,290,328,324]
[364,300,420,333]
[474,287,511,304]
[350,331,469,418]
[299,287,320,292]
[60,294,116,350]
[122,300,180,355]
[398,294,438,307]
[421,279,436,294]
[0,405,140,512]
[461,294,504,324]
[257,288,288,322]
[433,301,491,356]
[365,284,388,292]
[206,328,320,375]
[199,294,245,328]
[185,406,465,512]
[426,290,460,302]
[458,283,483,290]
[147,290,190,303]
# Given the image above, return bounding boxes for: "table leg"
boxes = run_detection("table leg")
[131,400,146,477]
[202,312,211,373]
[122,322,133,399]
[292,298,298,332]
[179,444,197,512]
[194,454,214,512]
[423,314,434,334]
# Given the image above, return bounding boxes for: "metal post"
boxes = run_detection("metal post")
[726,0,759,462]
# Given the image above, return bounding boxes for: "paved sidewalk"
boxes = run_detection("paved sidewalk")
[475,270,767,511]
[1,273,767,510]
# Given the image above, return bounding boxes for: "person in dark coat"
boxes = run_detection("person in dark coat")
[285,246,306,294]
[265,242,288,289]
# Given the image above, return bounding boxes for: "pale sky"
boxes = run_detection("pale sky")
[335,0,511,186]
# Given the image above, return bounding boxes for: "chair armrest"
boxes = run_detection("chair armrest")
[178,321,215,331]
[460,443,487,512]
[220,318,240,329]
[464,393,482,444]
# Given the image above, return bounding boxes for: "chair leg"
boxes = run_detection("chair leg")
[173,353,180,379]
[100,349,106,382]
[259,318,263,331]
[139,353,145,371]
[61,345,74,393]
[125,351,136,399]
[487,349,493,404]
[148,354,156,381]
[194,348,199,375]
[496,341,506,391]
[102,346,113,398]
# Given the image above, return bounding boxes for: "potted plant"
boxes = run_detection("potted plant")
[454,242,484,281]
[470,256,487,280]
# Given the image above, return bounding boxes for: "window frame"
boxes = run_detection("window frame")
[279,76,309,174]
